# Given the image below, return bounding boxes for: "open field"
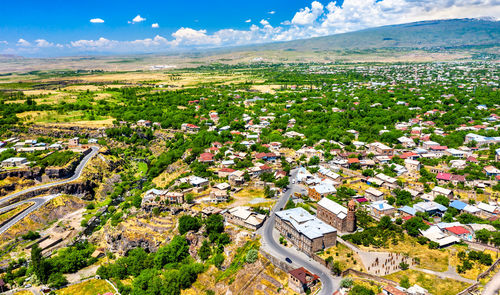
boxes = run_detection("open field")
[384,269,470,295]
[358,235,450,272]
[319,242,366,272]
[56,279,115,295]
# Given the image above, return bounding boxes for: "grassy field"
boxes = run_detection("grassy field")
[449,245,498,280]
[13,291,33,295]
[384,269,470,295]
[56,279,115,295]
[359,234,449,272]
[319,242,366,272]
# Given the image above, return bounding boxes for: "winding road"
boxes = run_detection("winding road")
[0,146,99,235]
[258,168,340,295]
[0,146,99,207]
[0,194,60,235]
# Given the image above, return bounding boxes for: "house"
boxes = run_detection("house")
[223,206,266,230]
[436,173,466,185]
[181,123,200,132]
[397,136,416,148]
[422,141,440,149]
[443,226,473,241]
[316,198,356,233]
[1,157,28,168]
[484,165,500,177]
[275,207,337,256]
[420,226,460,248]
[308,180,337,201]
[68,137,80,146]
[218,168,235,178]
[288,267,319,294]
[404,159,421,172]
[199,152,214,163]
[375,173,398,189]
[464,133,500,146]
[430,186,453,199]
[209,189,228,203]
[382,285,407,295]
[228,170,246,186]
[188,176,209,187]
[368,142,394,156]
[142,189,184,207]
[137,120,151,127]
[399,206,417,218]
[370,201,395,218]
[477,202,499,218]
[365,187,385,202]
[413,201,447,216]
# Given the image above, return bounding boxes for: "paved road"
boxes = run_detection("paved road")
[0,194,60,235]
[482,269,500,295]
[258,168,340,295]
[0,146,99,207]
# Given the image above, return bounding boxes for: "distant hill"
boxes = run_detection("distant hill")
[243,18,500,51]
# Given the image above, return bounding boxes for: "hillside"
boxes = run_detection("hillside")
[242,18,500,51]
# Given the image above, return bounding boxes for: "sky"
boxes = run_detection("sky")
[0,0,498,57]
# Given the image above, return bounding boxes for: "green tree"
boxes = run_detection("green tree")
[400,275,411,288]
[198,240,211,261]
[434,195,450,207]
[178,215,201,235]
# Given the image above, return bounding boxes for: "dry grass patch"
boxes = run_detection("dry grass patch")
[384,269,470,295]
[0,202,33,225]
[449,245,497,280]
[56,279,114,295]
[359,235,449,272]
[319,242,366,272]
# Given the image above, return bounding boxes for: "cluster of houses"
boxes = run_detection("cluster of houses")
[0,137,94,169]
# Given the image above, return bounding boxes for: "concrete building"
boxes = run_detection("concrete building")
[288,267,319,294]
[275,207,337,256]
[1,157,28,168]
[316,198,356,233]
[223,206,266,230]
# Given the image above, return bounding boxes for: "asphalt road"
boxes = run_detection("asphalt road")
[0,146,99,207]
[0,194,60,235]
[258,168,339,295]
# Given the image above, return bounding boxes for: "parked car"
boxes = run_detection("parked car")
[285,257,292,263]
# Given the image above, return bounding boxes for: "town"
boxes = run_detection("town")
[0,60,498,295]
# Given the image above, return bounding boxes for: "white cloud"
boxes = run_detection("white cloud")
[90,18,105,23]
[268,11,276,14]
[291,1,324,25]
[35,39,54,47]
[129,14,146,24]
[245,19,252,23]
[0,41,8,45]
[16,39,31,47]
[9,0,500,55]
[152,23,159,28]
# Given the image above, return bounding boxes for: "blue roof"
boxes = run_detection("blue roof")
[450,200,467,210]
[399,205,416,216]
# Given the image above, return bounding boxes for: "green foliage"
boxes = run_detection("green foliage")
[245,249,258,264]
[21,230,40,240]
[403,217,429,237]
[178,215,201,235]
[400,275,411,288]
[350,284,375,295]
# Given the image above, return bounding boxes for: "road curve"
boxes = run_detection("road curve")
[0,146,99,207]
[0,194,60,235]
[258,168,339,295]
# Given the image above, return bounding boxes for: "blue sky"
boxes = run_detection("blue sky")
[0,0,498,56]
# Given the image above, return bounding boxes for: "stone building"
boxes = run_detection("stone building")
[316,198,356,233]
[275,207,337,256]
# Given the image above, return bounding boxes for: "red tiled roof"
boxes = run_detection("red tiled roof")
[437,172,452,181]
[219,168,235,173]
[430,145,448,150]
[446,226,470,235]
[347,158,360,164]
[199,153,214,161]
[289,267,319,285]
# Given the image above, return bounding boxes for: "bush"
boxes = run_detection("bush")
[245,249,258,263]
[178,215,201,235]
[22,231,40,240]
[340,278,353,288]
